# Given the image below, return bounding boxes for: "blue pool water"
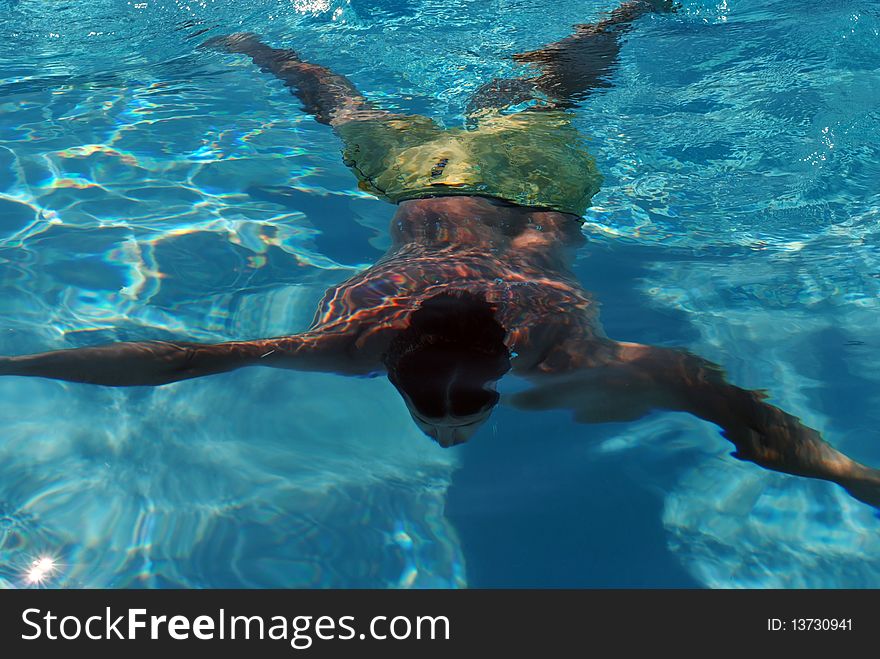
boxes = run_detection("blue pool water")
[1,0,879,588]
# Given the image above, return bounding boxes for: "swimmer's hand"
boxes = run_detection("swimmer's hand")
[654,348,880,510]
[513,341,880,510]
[719,396,880,509]
[841,469,880,510]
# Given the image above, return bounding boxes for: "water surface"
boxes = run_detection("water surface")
[1,0,879,588]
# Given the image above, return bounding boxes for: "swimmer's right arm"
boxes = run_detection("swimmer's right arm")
[513,341,880,509]
[0,333,354,386]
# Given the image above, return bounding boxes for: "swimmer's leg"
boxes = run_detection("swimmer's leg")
[518,0,677,103]
[203,33,386,126]
[512,341,880,509]
[0,332,357,386]
[467,0,676,113]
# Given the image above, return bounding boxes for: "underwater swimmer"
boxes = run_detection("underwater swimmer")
[3,0,880,507]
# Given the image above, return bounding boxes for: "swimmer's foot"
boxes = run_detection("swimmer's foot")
[201,32,282,57]
[642,0,680,12]
[198,32,377,126]
[511,0,678,87]
[617,0,680,16]
[576,0,679,33]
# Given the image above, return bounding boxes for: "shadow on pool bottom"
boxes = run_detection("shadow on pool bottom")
[444,415,702,589]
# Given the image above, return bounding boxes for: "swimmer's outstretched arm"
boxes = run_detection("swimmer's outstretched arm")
[512,342,880,508]
[202,33,384,126]
[513,0,676,103]
[0,333,356,387]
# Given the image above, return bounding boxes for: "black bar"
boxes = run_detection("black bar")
[0,589,872,656]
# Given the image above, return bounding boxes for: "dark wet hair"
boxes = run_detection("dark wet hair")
[384,292,511,420]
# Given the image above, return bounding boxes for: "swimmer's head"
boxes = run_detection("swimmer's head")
[384,292,511,447]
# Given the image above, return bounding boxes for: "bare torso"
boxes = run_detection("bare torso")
[308,195,607,375]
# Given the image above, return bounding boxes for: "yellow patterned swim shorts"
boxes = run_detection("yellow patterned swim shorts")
[336,109,601,217]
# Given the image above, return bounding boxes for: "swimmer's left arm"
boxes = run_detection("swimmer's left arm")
[0,332,356,387]
[512,341,880,508]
